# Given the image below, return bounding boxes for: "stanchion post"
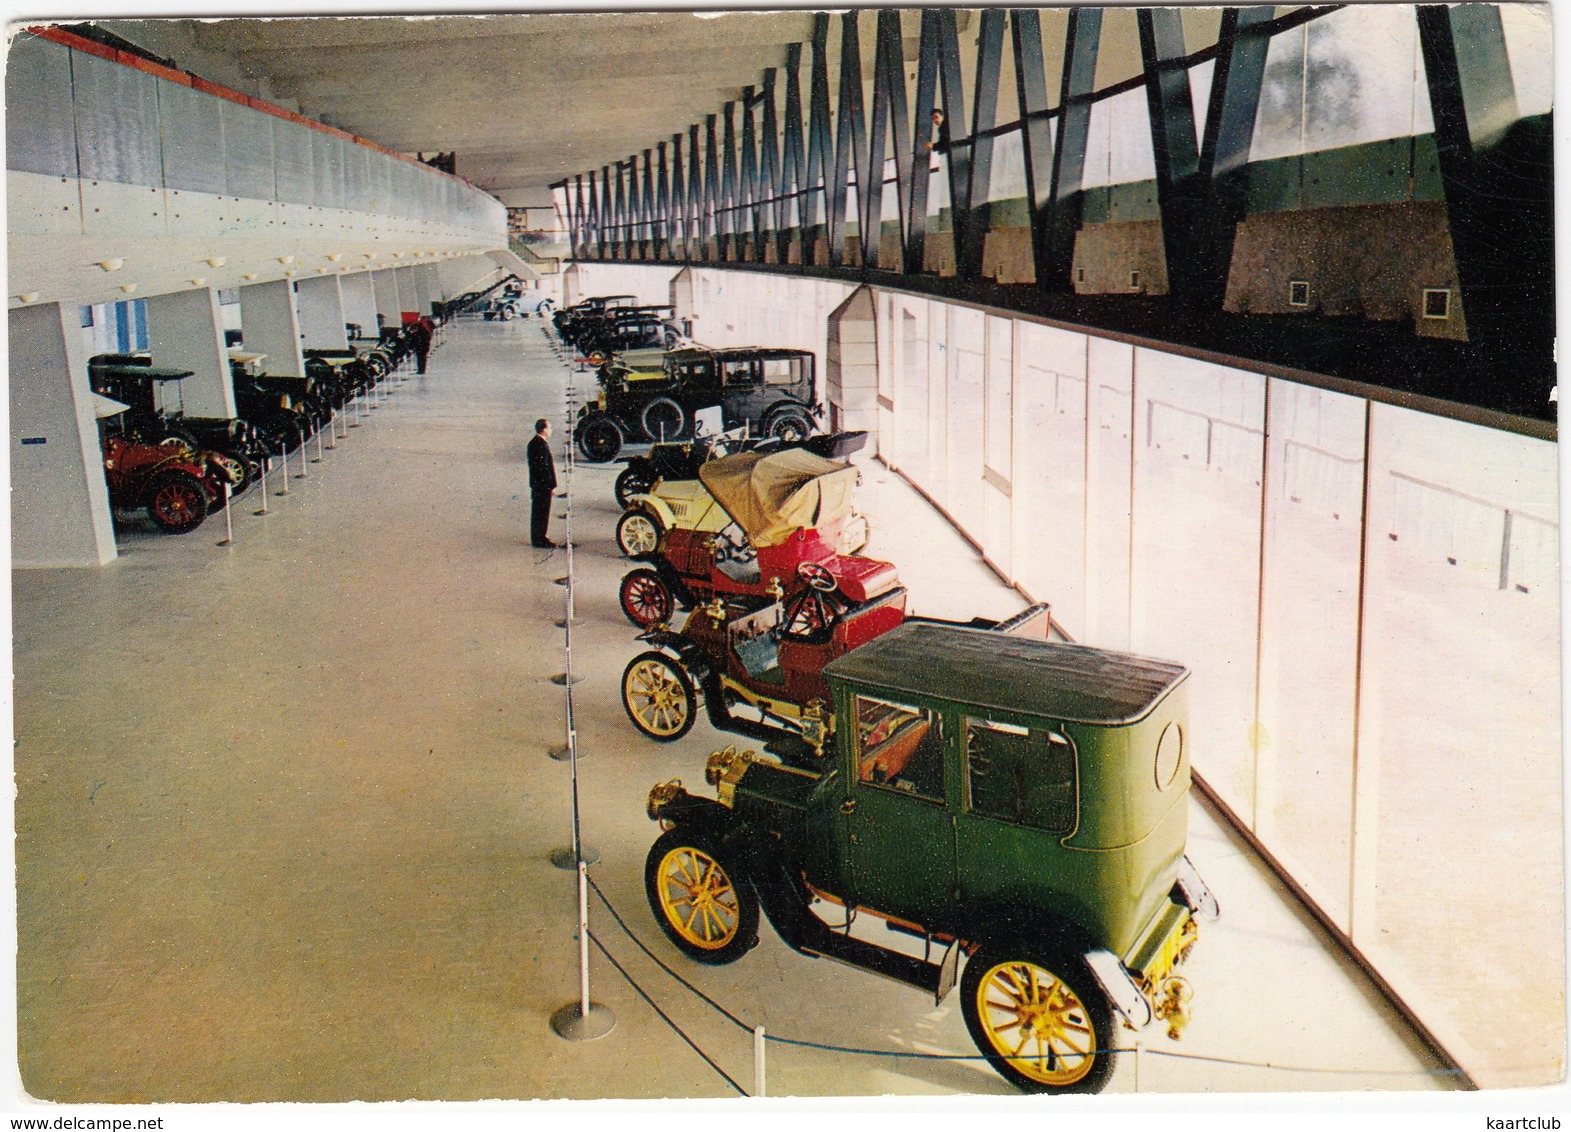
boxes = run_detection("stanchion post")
[216,480,234,546]
[323,409,336,450]
[312,419,325,462]
[254,456,271,514]
[754,1025,766,1098]
[294,423,309,479]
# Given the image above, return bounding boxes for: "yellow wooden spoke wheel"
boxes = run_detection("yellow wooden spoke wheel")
[656,845,741,949]
[961,947,1115,1093]
[643,828,759,964]
[621,651,697,742]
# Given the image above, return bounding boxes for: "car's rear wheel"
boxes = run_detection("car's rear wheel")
[642,396,687,443]
[577,416,623,463]
[960,944,1116,1095]
[616,509,662,557]
[764,405,813,443]
[622,650,696,740]
[644,828,758,964]
[619,568,675,628]
[145,469,209,534]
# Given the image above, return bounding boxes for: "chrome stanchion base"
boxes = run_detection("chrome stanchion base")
[549,846,600,869]
[549,1001,616,1042]
[554,618,586,629]
[546,745,576,761]
[550,673,582,686]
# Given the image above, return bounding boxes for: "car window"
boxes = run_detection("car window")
[762,357,802,386]
[964,718,1076,832]
[854,695,944,802]
[722,359,758,386]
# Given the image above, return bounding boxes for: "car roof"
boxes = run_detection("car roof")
[90,365,194,381]
[824,622,1188,725]
[666,346,812,362]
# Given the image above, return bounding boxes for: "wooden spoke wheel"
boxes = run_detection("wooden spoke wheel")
[619,568,674,628]
[615,509,662,557]
[644,828,758,964]
[145,469,209,534]
[621,650,697,741]
[960,945,1115,1094]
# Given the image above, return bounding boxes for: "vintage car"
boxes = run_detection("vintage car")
[613,428,866,508]
[615,431,869,556]
[622,589,1051,752]
[575,306,678,358]
[642,623,1217,1095]
[228,350,322,455]
[574,345,820,462]
[617,448,889,629]
[100,413,243,534]
[552,294,639,343]
[89,357,265,492]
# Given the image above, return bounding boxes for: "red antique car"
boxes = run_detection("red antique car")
[622,569,1053,752]
[103,433,241,534]
[618,447,896,629]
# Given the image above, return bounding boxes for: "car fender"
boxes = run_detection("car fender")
[626,493,678,531]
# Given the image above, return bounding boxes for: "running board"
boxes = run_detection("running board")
[797,917,944,995]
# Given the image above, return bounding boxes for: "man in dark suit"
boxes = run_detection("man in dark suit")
[527,418,559,548]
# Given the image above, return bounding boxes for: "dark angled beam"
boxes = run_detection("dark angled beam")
[571,175,585,259]
[688,122,703,260]
[669,134,686,259]
[719,100,739,259]
[1138,7,1203,300]
[1011,10,1055,287]
[703,113,720,259]
[738,85,757,259]
[1042,7,1102,291]
[760,68,781,257]
[958,9,1005,280]
[601,165,615,257]
[1417,3,1551,406]
[1193,6,1274,310]
[781,42,806,261]
[905,9,941,274]
[640,146,659,257]
[656,142,671,259]
[865,9,912,271]
[804,13,834,252]
[829,11,867,266]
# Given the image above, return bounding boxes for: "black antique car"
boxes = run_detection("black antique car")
[574,346,820,462]
[577,307,679,359]
[89,356,265,492]
[552,294,639,344]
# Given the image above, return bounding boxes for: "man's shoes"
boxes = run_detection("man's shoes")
[532,539,558,549]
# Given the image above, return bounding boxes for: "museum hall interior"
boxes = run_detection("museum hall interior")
[7,4,1561,1110]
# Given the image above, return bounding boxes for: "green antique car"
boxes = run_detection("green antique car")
[643,622,1217,1094]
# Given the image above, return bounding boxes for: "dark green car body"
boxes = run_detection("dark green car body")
[645,621,1216,1093]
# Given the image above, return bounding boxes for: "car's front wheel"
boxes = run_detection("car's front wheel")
[576,416,623,462]
[615,466,654,508]
[960,943,1117,1095]
[644,827,759,964]
[619,568,675,629]
[144,469,209,534]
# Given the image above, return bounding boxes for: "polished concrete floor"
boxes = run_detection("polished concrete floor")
[11,316,1454,1105]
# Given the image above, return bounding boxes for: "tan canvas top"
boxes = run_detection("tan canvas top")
[698,448,858,547]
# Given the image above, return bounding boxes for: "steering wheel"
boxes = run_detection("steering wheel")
[797,561,838,592]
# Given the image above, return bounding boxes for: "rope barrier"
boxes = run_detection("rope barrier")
[586,931,748,1097]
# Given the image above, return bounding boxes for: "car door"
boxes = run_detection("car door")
[839,691,957,924]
